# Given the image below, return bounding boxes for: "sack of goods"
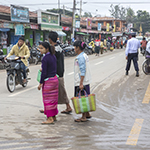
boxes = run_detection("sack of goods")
[110,47,114,51]
[71,90,96,114]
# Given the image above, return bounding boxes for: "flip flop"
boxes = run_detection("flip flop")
[61,110,72,114]
[39,110,44,113]
[74,118,87,122]
[86,116,92,119]
[41,122,54,125]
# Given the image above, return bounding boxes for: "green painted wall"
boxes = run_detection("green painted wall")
[25,30,33,46]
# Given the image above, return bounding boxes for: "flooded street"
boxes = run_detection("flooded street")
[0,49,150,150]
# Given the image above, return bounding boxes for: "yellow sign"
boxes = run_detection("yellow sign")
[113,25,116,32]
[106,23,109,32]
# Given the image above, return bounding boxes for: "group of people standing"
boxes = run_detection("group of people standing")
[38,31,92,124]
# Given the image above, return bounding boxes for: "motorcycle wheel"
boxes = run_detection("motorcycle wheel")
[35,56,38,65]
[7,73,15,93]
[142,59,150,75]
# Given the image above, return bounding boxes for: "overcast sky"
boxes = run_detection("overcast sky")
[1,0,150,17]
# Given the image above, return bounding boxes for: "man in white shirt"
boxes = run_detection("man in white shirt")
[125,33,140,77]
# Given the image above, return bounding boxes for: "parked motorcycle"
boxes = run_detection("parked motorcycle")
[35,48,43,65]
[5,55,30,93]
[62,44,75,56]
[29,47,37,64]
[142,51,150,75]
[0,49,6,69]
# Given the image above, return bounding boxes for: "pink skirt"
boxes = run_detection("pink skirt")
[42,75,59,118]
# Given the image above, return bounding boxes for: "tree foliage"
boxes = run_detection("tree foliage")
[83,12,92,17]
[109,4,126,20]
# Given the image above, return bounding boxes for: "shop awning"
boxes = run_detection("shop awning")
[0,28,10,32]
[56,31,66,36]
[76,32,89,36]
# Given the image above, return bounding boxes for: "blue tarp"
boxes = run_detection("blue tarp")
[0,28,10,32]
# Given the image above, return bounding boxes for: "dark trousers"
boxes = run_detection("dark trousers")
[20,62,27,79]
[126,53,139,72]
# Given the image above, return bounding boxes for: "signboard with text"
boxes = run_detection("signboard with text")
[106,23,109,32]
[38,10,60,26]
[87,18,92,30]
[11,5,29,23]
[98,23,101,31]
[75,20,80,28]
[15,24,25,35]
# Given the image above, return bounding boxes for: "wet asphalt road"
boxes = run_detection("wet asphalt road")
[0,49,150,150]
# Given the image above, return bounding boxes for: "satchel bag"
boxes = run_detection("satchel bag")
[71,90,96,114]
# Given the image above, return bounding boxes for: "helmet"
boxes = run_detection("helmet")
[0,49,3,55]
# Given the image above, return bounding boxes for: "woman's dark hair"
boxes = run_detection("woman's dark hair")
[143,37,146,40]
[73,40,86,50]
[39,42,55,55]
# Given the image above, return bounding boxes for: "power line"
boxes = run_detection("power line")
[85,1,150,4]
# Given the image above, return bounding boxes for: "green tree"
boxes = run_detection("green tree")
[126,7,135,23]
[109,4,126,20]
[83,12,92,17]
[136,10,150,34]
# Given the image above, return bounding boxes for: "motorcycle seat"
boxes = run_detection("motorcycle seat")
[146,55,150,58]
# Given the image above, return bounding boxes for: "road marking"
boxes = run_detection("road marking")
[142,82,150,104]
[109,57,115,60]
[67,72,74,75]
[126,119,144,145]
[8,85,37,97]
[94,61,104,65]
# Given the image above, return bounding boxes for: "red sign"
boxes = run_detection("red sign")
[62,26,70,31]
[30,24,39,30]
[87,18,92,30]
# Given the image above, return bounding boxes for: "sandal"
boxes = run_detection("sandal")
[41,121,54,125]
[74,118,87,122]
[86,116,92,119]
[61,109,72,114]
[39,110,44,113]
[41,117,54,125]
[53,116,57,121]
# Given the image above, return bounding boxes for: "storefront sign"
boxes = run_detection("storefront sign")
[112,32,123,37]
[38,10,60,26]
[11,5,29,23]
[87,18,92,30]
[41,24,62,31]
[30,24,39,30]
[127,23,133,33]
[62,26,70,31]
[0,23,14,29]
[113,25,116,32]
[15,24,25,35]
[75,20,80,28]
[106,23,109,32]
[98,23,101,31]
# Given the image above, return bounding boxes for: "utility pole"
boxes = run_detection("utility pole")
[80,0,82,18]
[58,0,60,14]
[63,5,65,16]
[72,0,76,39]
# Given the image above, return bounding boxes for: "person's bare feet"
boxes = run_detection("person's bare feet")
[23,79,27,84]
[41,117,54,124]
